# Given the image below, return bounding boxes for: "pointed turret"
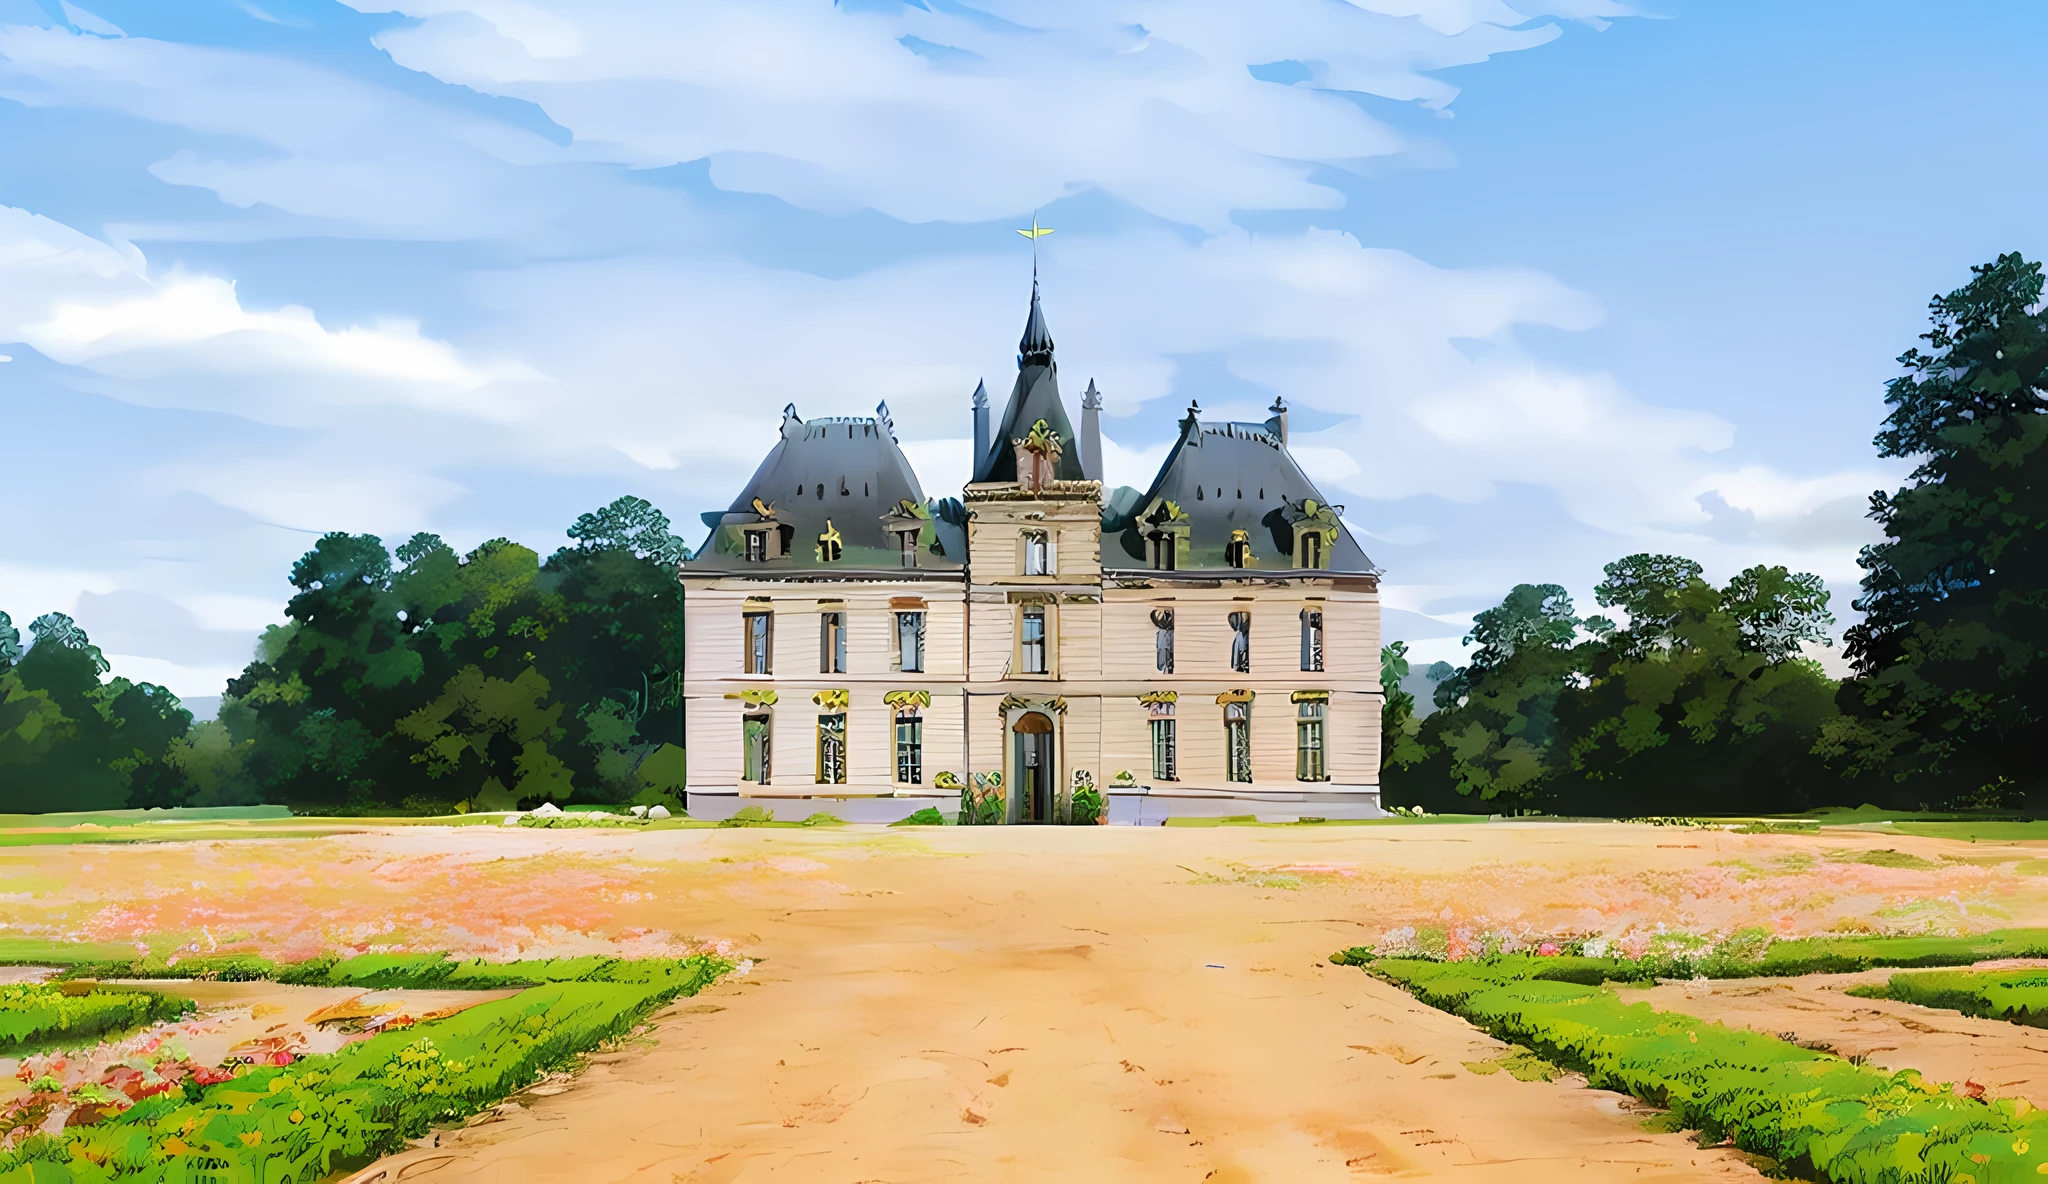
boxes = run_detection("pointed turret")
[1080,378,1104,482]
[971,380,990,472]
[974,276,1087,484]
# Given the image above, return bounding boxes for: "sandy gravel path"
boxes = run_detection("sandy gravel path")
[349,826,1766,1183]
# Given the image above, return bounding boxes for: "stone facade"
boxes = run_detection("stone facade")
[680,281,1381,822]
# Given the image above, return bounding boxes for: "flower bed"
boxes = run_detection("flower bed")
[1850,967,2048,1027]
[53,952,689,992]
[1354,954,2048,1183]
[0,955,731,1182]
[1333,927,2048,983]
[0,985,192,1056]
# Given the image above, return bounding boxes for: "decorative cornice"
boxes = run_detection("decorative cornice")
[1216,689,1256,705]
[812,689,850,711]
[1137,690,1178,705]
[1290,689,1331,703]
[723,689,779,707]
[884,689,931,711]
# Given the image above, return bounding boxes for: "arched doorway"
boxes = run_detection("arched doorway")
[1011,711,1056,824]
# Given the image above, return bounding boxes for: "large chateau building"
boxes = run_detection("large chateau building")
[680,280,1383,823]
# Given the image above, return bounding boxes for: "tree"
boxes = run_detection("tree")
[1832,253,2048,806]
[1379,641,1425,771]
[0,613,192,812]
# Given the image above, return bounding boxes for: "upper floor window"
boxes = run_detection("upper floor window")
[1020,606,1048,674]
[1301,609,1324,672]
[744,611,773,675]
[745,530,768,562]
[1024,530,1051,576]
[1228,611,1251,674]
[819,611,847,674]
[897,611,926,673]
[1149,532,1176,571]
[1151,608,1175,674]
[1225,530,1252,569]
[1298,531,1325,570]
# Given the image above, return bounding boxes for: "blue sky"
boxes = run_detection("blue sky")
[3,0,2044,707]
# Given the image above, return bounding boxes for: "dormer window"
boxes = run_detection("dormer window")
[1149,532,1176,571]
[1298,532,1325,569]
[1023,530,1051,576]
[894,527,921,568]
[817,521,843,563]
[744,530,768,562]
[1225,530,1252,569]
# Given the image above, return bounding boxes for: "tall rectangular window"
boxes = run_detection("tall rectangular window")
[1301,609,1324,673]
[897,611,925,673]
[1020,606,1048,674]
[895,714,923,785]
[1296,701,1327,781]
[1225,702,1252,783]
[1150,533,1176,571]
[898,529,920,567]
[744,611,772,675]
[819,611,846,674]
[1151,608,1175,674]
[816,713,847,784]
[745,530,767,562]
[1024,531,1051,575]
[1299,532,1324,569]
[1150,714,1177,781]
[1229,611,1251,674]
[743,713,772,782]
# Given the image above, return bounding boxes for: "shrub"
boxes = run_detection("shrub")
[1850,967,2048,1026]
[0,984,193,1054]
[718,805,775,828]
[1361,956,2048,1183]
[891,807,945,827]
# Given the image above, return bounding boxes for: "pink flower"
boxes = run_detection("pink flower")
[1537,942,1561,957]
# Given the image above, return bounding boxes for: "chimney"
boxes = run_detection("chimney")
[1268,396,1289,446]
[971,380,990,476]
[1080,379,1104,482]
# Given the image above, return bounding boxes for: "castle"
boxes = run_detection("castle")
[680,279,1383,823]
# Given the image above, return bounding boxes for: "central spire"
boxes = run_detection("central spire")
[1018,268,1055,370]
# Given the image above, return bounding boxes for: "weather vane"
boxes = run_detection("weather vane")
[1016,212,1054,266]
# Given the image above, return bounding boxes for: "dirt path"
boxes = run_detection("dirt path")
[1621,967,2048,1108]
[348,827,1766,1183]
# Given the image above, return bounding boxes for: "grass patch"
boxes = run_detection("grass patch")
[1825,847,1943,870]
[1163,813,1489,828]
[1462,1048,1561,1081]
[0,984,193,1056]
[0,954,730,1182]
[1849,967,2048,1027]
[1352,954,2048,1184]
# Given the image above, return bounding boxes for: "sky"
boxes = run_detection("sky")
[4,0,2046,713]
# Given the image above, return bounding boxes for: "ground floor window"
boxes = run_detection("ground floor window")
[1225,702,1252,783]
[817,713,846,784]
[895,713,923,785]
[743,713,772,782]
[1296,701,1327,781]
[1150,715,1177,781]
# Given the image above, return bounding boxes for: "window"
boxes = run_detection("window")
[895,714,924,784]
[1020,606,1048,674]
[896,612,926,673]
[1151,608,1175,674]
[817,521,842,563]
[1297,701,1327,781]
[744,611,773,675]
[1225,530,1252,569]
[745,530,768,562]
[1024,530,1051,576]
[1150,713,1177,782]
[1149,532,1176,571]
[1229,611,1251,674]
[897,529,920,567]
[820,611,846,674]
[1225,702,1252,783]
[743,713,772,782]
[816,713,847,784]
[1298,531,1324,570]
[1300,608,1324,672]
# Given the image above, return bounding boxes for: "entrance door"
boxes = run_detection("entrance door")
[1012,711,1055,824]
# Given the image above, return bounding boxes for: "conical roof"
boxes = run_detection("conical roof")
[974,277,1086,483]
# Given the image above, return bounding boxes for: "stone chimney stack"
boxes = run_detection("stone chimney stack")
[1080,379,1104,482]
[1268,396,1289,447]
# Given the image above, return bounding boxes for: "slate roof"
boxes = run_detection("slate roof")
[685,403,966,574]
[1102,405,1376,575]
[972,278,1087,484]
